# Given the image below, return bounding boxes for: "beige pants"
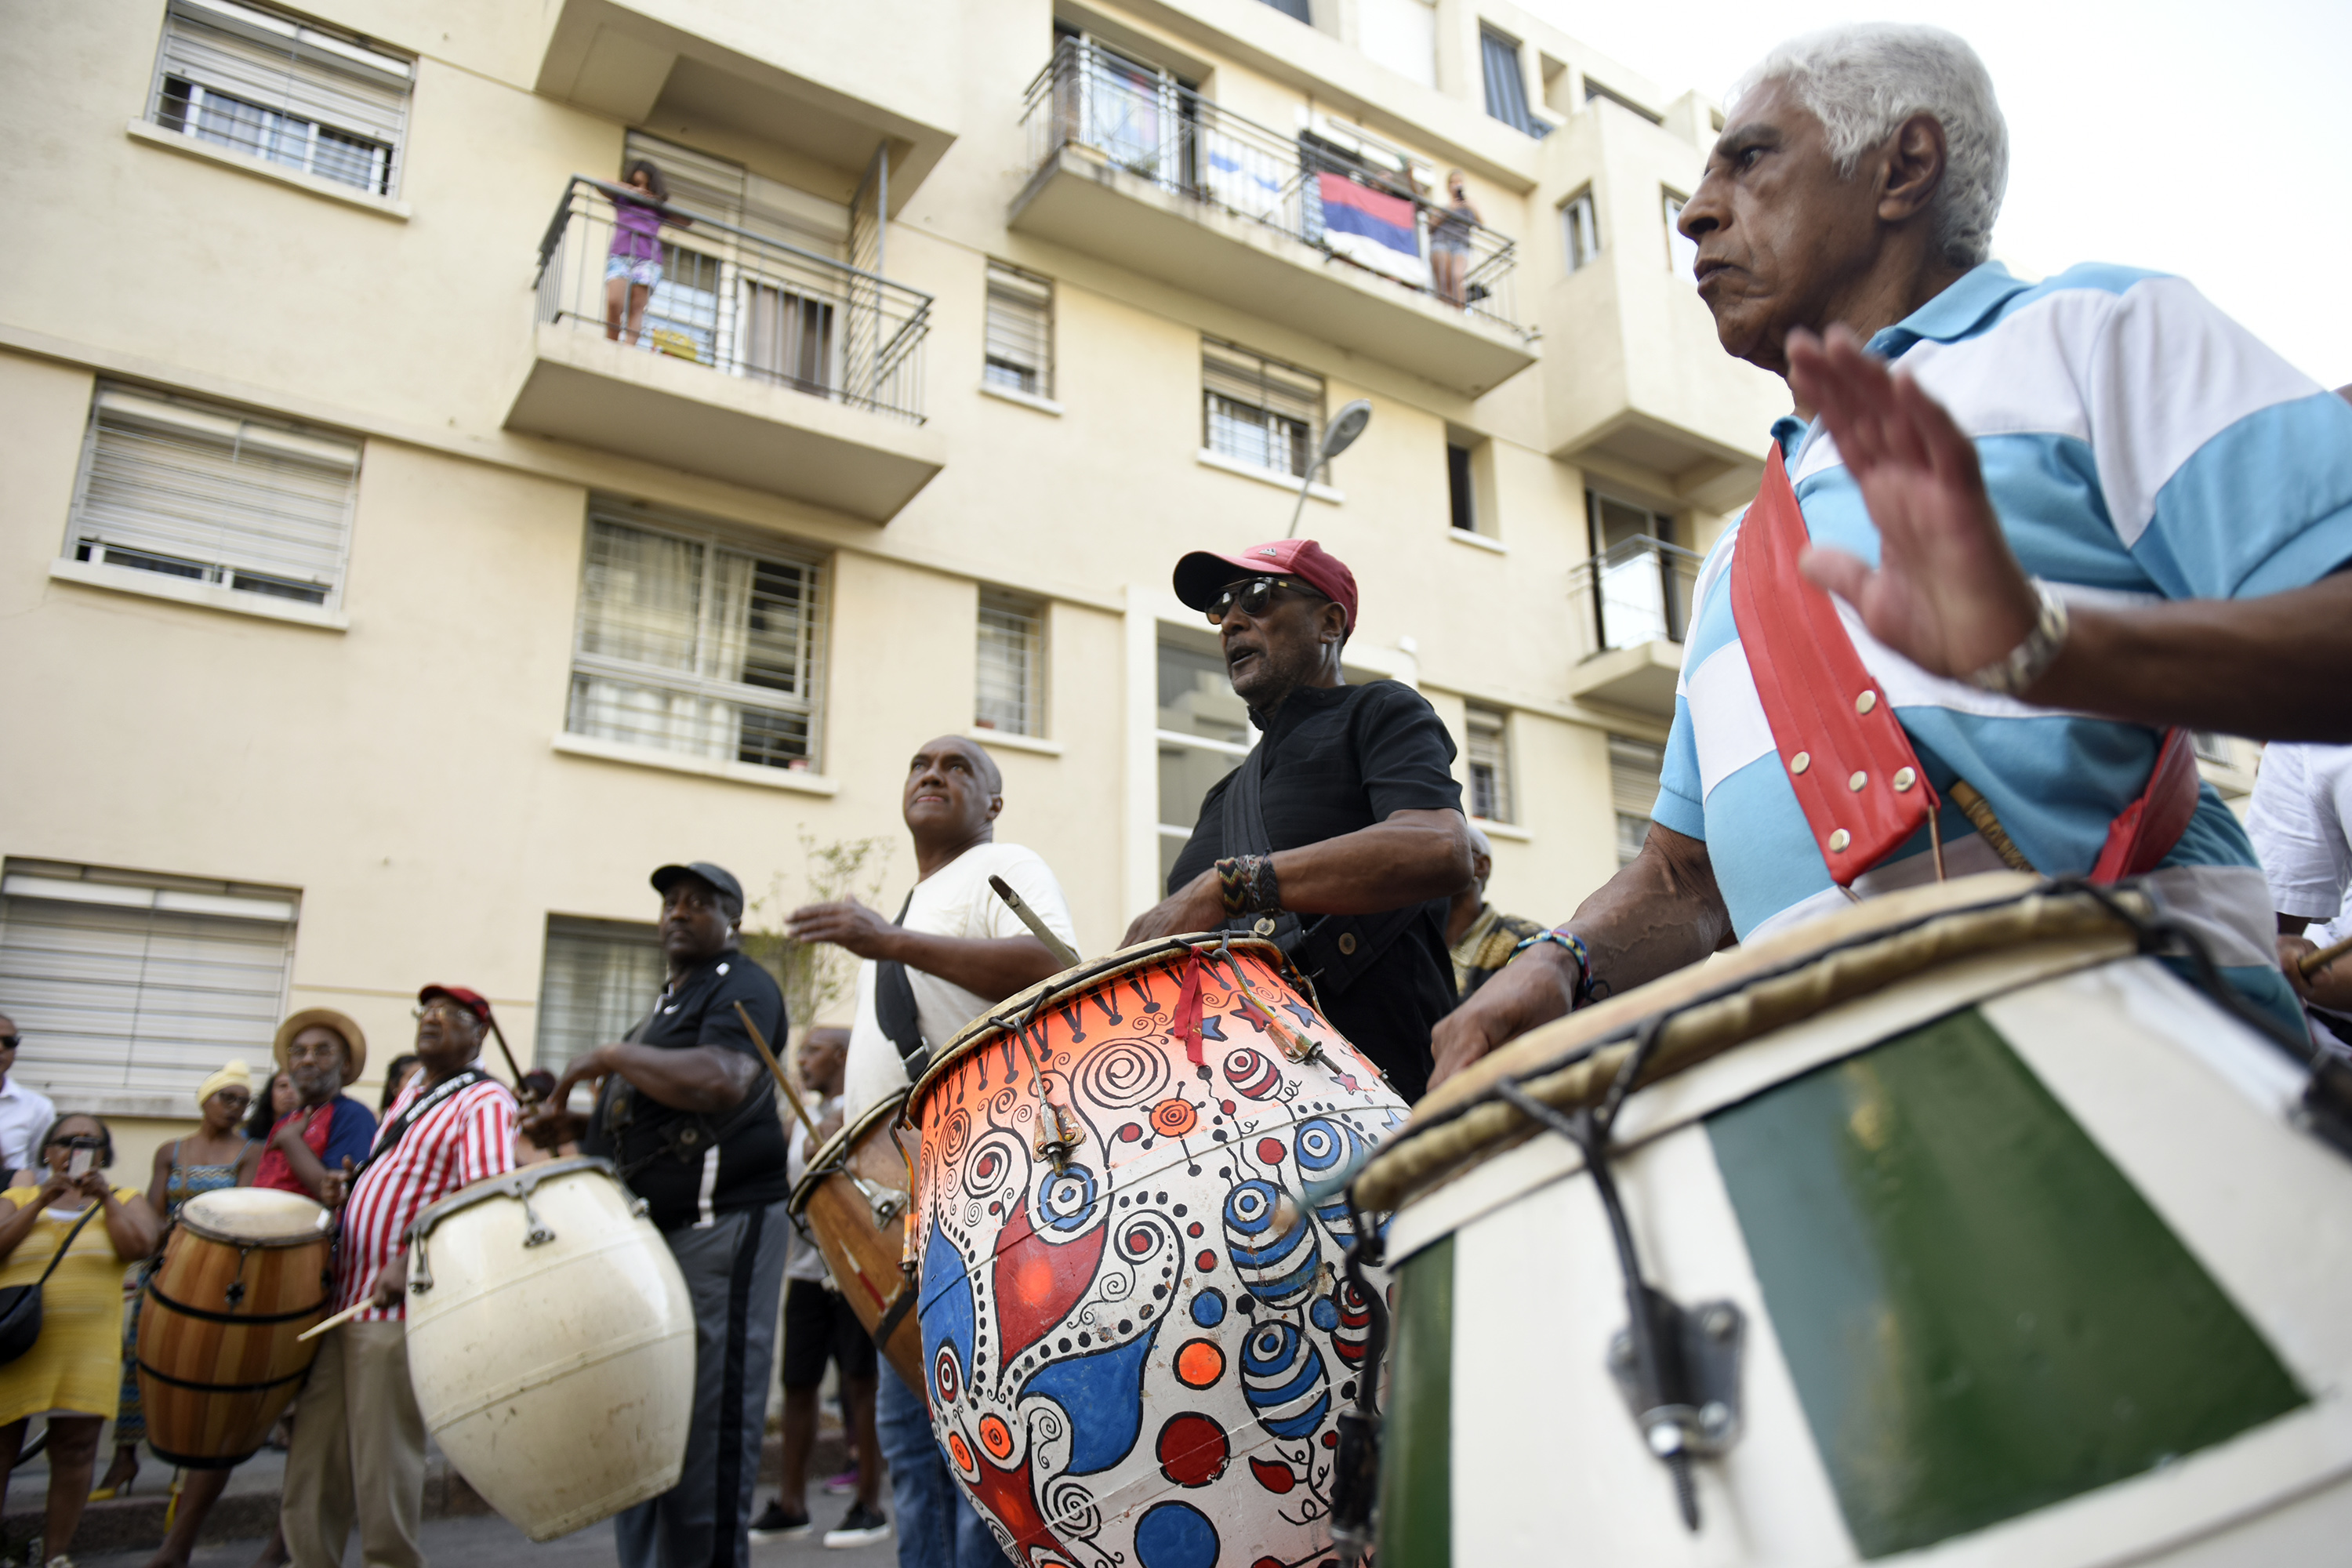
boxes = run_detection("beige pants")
[281,1320,426,1568]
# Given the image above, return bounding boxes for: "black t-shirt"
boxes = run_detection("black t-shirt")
[581,948,790,1232]
[1166,680,1464,1102]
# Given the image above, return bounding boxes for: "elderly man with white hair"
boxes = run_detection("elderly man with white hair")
[1435,24,2352,1084]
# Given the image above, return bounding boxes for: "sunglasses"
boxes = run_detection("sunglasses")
[0,1035,17,1051]
[1205,576,1324,624]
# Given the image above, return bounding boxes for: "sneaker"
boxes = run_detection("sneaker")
[747,1501,813,1541]
[822,1503,891,1549]
[821,1465,858,1496]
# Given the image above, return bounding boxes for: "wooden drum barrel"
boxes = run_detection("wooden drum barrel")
[789,1091,923,1388]
[404,1157,695,1541]
[136,1187,332,1467]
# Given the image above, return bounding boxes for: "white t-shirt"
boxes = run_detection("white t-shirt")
[783,1093,841,1285]
[0,1080,58,1174]
[841,842,1077,1126]
[2247,742,2352,924]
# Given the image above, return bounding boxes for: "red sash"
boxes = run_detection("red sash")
[1730,445,2195,886]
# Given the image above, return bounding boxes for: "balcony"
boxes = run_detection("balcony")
[1010,41,1536,398]
[532,0,957,207]
[506,178,942,523]
[1563,536,1701,715]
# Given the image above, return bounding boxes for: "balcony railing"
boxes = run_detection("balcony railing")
[1568,536,1704,657]
[1022,38,1522,334]
[533,176,931,424]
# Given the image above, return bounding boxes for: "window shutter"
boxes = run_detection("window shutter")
[985,263,1053,397]
[72,386,359,602]
[159,0,409,169]
[1609,735,1665,866]
[535,916,666,1073]
[977,591,1044,736]
[0,867,296,1098]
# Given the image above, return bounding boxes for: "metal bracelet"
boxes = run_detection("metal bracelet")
[1962,579,2070,695]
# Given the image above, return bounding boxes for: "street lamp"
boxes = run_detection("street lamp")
[1285,399,1373,539]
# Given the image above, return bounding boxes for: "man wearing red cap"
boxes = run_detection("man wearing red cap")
[283,985,516,1568]
[1128,538,1473,1100]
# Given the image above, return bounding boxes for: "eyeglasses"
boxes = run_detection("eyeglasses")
[208,1089,252,1109]
[1204,576,1324,625]
[0,1035,18,1051]
[412,1000,478,1025]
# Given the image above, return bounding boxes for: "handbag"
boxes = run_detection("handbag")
[0,1200,107,1365]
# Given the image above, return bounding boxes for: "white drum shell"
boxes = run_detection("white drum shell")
[404,1163,695,1541]
[1385,949,2352,1567]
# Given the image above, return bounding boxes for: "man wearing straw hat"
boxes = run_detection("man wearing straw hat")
[254,1008,375,1199]
[284,985,516,1568]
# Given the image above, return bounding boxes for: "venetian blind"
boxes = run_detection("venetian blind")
[977,591,1044,737]
[621,130,850,259]
[535,916,666,1073]
[71,385,360,605]
[984,263,1054,397]
[154,0,411,191]
[1610,735,1665,867]
[0,863,297,1098]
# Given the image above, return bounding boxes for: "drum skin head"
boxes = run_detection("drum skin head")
[908,937,1406,1566]
[180,1187,328,1244]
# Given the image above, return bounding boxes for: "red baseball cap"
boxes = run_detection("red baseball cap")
[1172,539,1359,633]
[418,985,492,1023]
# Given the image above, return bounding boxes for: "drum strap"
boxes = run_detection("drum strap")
[873,892,930,1076]
[1731,443,2198,886]
[351,1067,489,1181]
[1219,739,1432,1003]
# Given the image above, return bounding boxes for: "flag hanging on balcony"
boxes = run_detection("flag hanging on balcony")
[1315,172,1430,289]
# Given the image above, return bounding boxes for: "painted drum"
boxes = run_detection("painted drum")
[789,1089,924,1388]
[905,935,1410,1568]
[137,1187,332,1466]
[1357,873,2352,1566]
[404,1158,695,1541]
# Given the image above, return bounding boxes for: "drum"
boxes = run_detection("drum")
[404,1157,695,1541]
[136,1187,331,1466]
[1352,872,2352,1566]
[789,1090,923,1388]
[906,934,1410,1567]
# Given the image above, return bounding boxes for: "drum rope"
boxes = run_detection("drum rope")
[1327,1193,1391,1566]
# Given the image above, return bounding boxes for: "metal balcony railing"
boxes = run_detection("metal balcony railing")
[1022,38,1523,334]
[533,176,931,424]
[1568,536,1705,657]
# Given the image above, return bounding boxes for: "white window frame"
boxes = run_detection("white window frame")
[983,261,1054,399]
[976,589,1047,739]
[564,502,829,774]
[1202,338,1325,481]
[65,382,361,608]
[147,0,413,197]
[1664,190,1698,278]
[1563,189,1600,273]
[1466,703,1515,825]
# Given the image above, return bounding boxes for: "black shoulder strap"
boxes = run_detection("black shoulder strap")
[33,1202,103,1287]
[874,891,929,1074]
[354,1069,489,1178]
[1218,731,1437,1004]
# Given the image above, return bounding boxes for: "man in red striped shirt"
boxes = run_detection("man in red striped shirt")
[282,985,517,1568]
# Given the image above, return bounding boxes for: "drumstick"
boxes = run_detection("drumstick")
[296,1300,371,1342]
[2301,931,2352,979]
[989,876,1080,970]
[732,1002,823,1148]
[484,1015,537,1105]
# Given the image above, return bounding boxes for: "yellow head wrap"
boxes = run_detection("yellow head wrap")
[196,1060,253,1112]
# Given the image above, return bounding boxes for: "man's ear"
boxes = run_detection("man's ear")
[1877,111,1947,225]
[986,793,1006,822]
[1322,601,1348,646]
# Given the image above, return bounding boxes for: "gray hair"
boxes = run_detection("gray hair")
[1731,24,2008,268]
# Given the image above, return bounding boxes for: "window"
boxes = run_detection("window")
[1664,192,1698,278]
[535,916,666,1073]
[1610,736,1664,868]
[566,504,827,771]
[2191,731,2234,764]
[976,590,1044,737]
[983,262,1054,397]
[1358,0,1436,88]
[1585,490,1692,648]
[1157,629,1255,887]
[1563,191,1600,272]
[1479,27,1543,137]
[1203,339,1323,479]
[1466,705,1514,824]
[0,860,296,1098]
[66,383,360,607]
[1258,0,1312,20]
[1447,443,1476,532]
[148,0,412,195]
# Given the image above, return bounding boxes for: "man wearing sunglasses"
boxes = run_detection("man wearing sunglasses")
[1126,539,1474,1102]
[0,1017,57,1178]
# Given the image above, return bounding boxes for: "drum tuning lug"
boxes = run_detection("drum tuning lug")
[628,1198,649,1220]
[1607,1294,1746,1461]
[520,1198,557,1248]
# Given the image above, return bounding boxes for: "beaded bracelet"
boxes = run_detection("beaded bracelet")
[1509,927,1594,1005]
[1214,855,1281,916]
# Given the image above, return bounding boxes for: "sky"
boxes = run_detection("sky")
[1524,0,2352,389]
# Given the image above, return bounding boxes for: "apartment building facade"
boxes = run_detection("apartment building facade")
[2,0,1813,1164]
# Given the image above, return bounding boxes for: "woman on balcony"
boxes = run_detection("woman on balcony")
[604,158,690,347]
[1429,169,1481,307]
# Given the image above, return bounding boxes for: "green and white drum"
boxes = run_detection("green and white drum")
[1352,873,2352,1566]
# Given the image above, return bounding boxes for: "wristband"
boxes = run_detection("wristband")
[1962,579,2070,695]
[1510,927,1594,1005]
[1214,855,1282,916]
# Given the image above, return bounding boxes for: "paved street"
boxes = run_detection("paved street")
[71,1503,902,1568]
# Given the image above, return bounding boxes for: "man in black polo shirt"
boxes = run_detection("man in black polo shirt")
[1125,539,1473,1101]
[528,861,789,1568]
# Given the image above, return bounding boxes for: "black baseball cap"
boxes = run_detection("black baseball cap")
[651,862,746,919]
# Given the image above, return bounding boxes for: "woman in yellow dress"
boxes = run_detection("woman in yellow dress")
[0,1115,160,1568]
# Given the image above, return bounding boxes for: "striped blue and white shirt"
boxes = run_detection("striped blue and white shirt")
[1656,261,2352,1025]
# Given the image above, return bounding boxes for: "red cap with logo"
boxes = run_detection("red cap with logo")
[1171,539,1359,633]
[417,985,493,1023]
